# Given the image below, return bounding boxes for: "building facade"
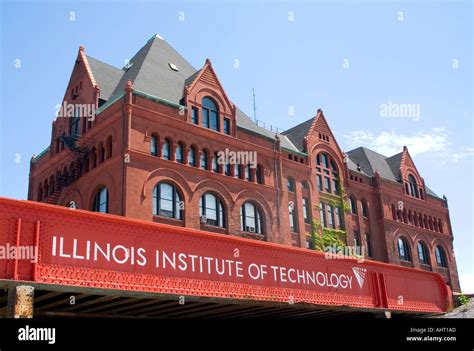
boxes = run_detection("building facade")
[28,35,460,292]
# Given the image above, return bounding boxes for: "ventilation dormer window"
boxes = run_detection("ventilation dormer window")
[408,174,419,198]
[168,62,179,72]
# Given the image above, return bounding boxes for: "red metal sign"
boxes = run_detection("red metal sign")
[0,198,450,313]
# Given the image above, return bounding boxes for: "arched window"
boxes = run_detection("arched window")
[302,197,311,224]
[438,219,444,233]
[240,202,264,235]
[435,246,448,268]
[350,196,357,215]
[245,164,251,181]
[150,135,158,156]
[202,97,219,131]
[361,199,369,218]
[302,181,309,190]
[200,150,208,170]
[234,164,242,179]
[391,204,397,220]
[212,152,219,172]
[49,175,55,195]
[287,177,295,192]
[176,142,184,163]
[256,165,264,184]
[84,155,89,173]
[38,183,43,201]
[289,202,297,232]
[200,193,225,228]
[188,146,196,167]
[153,182,183,220]
[398,237,411,262]
[92,187,108,213]
[408,174,419,198]
[91,147,97,169]
[106,136,113,159]
[316,152,339,195]
[417,241,430,265]
[44,180,49,199]
[162,139,171,160]
[224,161,231,176]
[365,233,372,257]
[98,142,105,164]
[354,230,361,248]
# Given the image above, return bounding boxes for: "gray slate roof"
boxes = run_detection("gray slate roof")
[235,108,298,152]
[87,56,124,100]
[281,117,314,152]
[346,147,439,198]
[109,35,197,104]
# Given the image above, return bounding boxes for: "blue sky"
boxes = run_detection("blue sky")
[1,1,472,291]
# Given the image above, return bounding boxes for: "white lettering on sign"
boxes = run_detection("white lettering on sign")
[51,236,366,290]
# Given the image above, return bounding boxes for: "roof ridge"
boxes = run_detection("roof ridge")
[86,55,121,71]
[359,146,391,159]
[386,151,403,160]
[282,117,314,134]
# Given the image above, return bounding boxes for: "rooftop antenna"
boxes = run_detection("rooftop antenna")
[252,88,257,122]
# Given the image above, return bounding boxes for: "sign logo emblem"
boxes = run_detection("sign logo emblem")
[352,267,367,288]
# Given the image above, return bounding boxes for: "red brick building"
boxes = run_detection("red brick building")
[28,35,460,292]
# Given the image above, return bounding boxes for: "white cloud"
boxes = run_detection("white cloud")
[344,128,452,157]
[452,147,474,163]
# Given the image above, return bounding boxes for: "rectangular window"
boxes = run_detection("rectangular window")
[332,179,339,195]
[354,230,360,248]
[324,177,331,192]
[160,186,174,217]
[335,206,342,229]
[202,109,209,128]
[234,164,241,179]
[245,165,251,181]
[192,107,198,124]
[303,198,310,224]
[365,233,372,257]
[224,118,230,135]
[205,194,217,223]
[327,205,334,228]
[289,205,297,232]
[244,202,256,230]
[317,175,323,191]
[210,111,218,131]
[322,154,329,168]
[319,203,326,227]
